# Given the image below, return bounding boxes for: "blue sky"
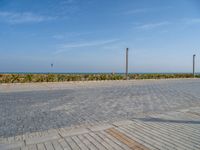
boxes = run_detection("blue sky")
[0,0,200,73]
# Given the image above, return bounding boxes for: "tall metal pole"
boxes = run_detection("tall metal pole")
[126,48,129,80]
[193,54,196,78]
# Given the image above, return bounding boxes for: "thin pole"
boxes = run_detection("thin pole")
[126,48,129,80]
[193,54,196,78]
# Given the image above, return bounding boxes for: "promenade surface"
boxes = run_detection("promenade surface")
[0,79,200,150]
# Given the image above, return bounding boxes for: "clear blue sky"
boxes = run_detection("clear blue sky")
[0,0,200,73]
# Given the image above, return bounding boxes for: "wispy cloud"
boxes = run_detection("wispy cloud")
[54,39,119,54]
[61,39,119,48]
[133,18,200,31]
[0,11,55,24]
[183,18,200,25]
[134,21,170,30]
[52,32,92,39]
[123,7,172,15]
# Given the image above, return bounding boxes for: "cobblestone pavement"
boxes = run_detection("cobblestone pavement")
[1,107,200,150]
[1,79,200,138]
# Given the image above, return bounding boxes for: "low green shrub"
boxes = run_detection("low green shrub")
[0,73,198,83]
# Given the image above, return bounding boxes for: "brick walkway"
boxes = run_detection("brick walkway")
[1,107,200,150]
[1,79,200,138]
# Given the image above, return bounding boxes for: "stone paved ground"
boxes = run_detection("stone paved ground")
[0,79,200,139]
[1,107,200,150]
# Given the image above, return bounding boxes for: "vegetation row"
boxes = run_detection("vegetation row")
[0,73,199,83]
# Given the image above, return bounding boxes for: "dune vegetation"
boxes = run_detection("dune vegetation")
[0,73,199,83]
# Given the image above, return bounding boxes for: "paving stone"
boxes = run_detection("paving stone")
[27,144,37,150]
[57,138,71,150]
[26,133,60,145]
[60,128,89,137]
[1,79,200,150]
[21,146,29,150]
[37,143,46,150]
[112,120,134,127]
[71,136,89,150]
[1,79,200,138]
[88,124,113,132]
[44,141,54,150]
[52,140,63,150]
[89,132,114,150]
[65,137,80,150]
[78,134,97,150]
[0,142,24,150]
[83,134,106,150]
[99,131,131,150]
